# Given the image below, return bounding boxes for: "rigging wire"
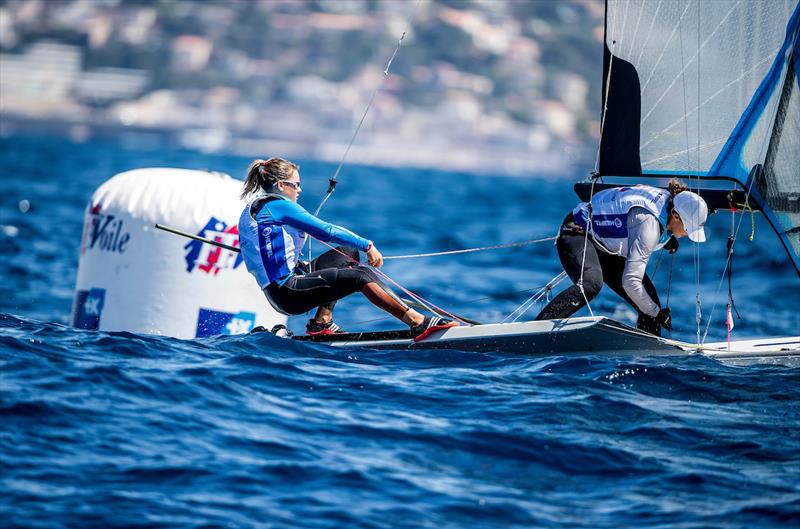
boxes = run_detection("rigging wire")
[700,48,788,345]
[679,4,703,345]
[351,281,568,327]
[312,1,419,218]
[575,17,625,321]
[694,2,703,347]
[305,1,419,263]
[576,177,596,318]
[577,22,623,322]
[502,271,569,323]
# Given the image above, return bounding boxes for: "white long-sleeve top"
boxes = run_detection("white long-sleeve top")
[620,207,665,317]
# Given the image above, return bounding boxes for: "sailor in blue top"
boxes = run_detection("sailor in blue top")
[536,181,708,336]
[238,157,457,339]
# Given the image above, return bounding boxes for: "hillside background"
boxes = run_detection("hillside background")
[0,0,605,176]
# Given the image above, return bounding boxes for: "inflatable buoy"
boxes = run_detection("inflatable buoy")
[72,168,286,338]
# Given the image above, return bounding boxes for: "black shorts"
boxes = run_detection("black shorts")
[264,246,380,315]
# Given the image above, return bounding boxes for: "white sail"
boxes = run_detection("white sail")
[600,0,800,273]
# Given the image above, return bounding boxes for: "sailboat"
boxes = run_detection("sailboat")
[284,0,800,364]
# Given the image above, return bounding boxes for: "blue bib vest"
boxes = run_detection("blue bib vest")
[572,185,670,256]
[238,194,308,288]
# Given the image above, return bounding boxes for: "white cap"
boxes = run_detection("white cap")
[673,191,708,243]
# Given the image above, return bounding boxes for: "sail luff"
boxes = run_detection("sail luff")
[707,3,800,182]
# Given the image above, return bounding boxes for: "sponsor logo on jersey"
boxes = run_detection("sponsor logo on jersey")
[195,308,256,337]
[81,203,131,255]
[72,288,106,330]
[593,217,624,228]
[184,217,244,275]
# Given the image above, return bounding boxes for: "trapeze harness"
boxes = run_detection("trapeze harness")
[238,194,380,315]
[536,185,671,333]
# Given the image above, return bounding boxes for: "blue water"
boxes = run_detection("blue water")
[2,135,799,528]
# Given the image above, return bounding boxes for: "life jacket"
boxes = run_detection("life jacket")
[572,185,670,256]
[238,194,308,288]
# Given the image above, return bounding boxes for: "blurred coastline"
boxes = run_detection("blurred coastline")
[0,0,604,176]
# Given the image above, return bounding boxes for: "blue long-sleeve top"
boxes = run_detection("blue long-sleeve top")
[238,195,371,288]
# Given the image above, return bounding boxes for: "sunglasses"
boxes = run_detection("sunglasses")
[280,180,301,190]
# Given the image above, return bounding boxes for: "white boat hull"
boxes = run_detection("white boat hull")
[292,317,800,366]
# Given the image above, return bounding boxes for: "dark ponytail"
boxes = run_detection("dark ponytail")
[667,179,688,198]
[666,179,688,214]
[241,157,299,199]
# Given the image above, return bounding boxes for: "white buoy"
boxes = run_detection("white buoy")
[71,168,286,338]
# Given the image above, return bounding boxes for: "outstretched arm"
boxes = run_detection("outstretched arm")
[268,200,372,251]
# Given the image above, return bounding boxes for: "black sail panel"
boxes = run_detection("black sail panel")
[599,43,642,176]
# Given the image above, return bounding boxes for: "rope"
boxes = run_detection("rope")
[383,236,556,260]
[350,282,567,327]
[730,200,756,241]
[701,81,784,345]
[579,28,620,320]
[314,239,472,325]
[577,177,598,318]
[701,190,761,345]
[676,9,705,346]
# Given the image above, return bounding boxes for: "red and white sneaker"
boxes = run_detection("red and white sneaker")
[411,316,459,342]
[306,319,347,336]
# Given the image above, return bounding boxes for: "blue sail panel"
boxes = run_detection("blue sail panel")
[708,3,800,185]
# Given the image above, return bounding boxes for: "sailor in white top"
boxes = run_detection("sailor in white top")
[536,182,708,336]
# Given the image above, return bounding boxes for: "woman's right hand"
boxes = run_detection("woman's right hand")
[366,244,384,268]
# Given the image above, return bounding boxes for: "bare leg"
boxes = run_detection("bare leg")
[312,306,333,324]
[401,309,424,327]
[362,282,424,326]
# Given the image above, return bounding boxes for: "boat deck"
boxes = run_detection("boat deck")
[291,317,800,366]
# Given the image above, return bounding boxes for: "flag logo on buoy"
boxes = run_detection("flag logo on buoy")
[195,308,256,337]
[72,288,106,330]
[184,217,243,275]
